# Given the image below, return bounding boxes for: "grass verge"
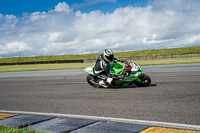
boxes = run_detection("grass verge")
[0,57,200,72]
[134,57,200,66]
[0,125,46,133]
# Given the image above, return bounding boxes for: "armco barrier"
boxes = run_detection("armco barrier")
[0,60,84,66]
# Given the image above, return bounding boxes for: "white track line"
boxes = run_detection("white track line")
[0,110,200,131]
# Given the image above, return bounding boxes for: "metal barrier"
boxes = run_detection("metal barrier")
[0,60,84,66]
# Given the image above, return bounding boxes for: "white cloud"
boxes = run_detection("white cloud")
[54,2,73,13]
[0,42,32,56]
[30,11,49,22]
[0,1,200,57]
[0,14,18,31]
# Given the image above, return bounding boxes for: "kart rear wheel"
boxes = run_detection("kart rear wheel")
[134,74,151,87]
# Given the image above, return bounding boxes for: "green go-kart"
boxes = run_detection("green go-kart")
[84,60,151,88]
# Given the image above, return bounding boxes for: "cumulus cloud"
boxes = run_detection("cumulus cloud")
[0,0,200,57]
[54,2,73,12]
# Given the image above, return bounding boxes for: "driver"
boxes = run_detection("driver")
[94,49,125,87]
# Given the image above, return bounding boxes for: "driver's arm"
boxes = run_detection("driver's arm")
[114,57,125,63]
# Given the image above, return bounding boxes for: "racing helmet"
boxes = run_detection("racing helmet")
[103,49,114,62]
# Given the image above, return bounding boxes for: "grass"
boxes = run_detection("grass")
[0,57,200,72]
[134,57,200,65]
[0,62,94,72]
[0,46,200,63]
[115,46,200,57]
[0,125,47,133]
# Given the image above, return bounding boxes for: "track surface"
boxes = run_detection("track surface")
[0,64,200,125]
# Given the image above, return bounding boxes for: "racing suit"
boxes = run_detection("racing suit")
[94,55,124,87]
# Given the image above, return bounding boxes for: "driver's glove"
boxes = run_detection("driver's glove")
[121,59,126,63]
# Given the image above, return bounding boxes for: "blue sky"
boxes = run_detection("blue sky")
[0,0,200,57]
[0,0,148,16]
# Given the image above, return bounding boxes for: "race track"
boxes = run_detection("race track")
[0,63,200,125]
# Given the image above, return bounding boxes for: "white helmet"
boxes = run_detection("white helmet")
[103,49,114,62]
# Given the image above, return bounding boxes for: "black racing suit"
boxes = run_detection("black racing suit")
[94,55,124,85]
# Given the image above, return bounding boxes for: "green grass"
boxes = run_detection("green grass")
[115,46,200,57]
[134,57,200,66]
[0,125,47,133]
[0,62,94,72]
[0,57,200,72]
[0,46,200,63]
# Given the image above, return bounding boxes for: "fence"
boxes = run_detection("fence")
[0,60,84,66]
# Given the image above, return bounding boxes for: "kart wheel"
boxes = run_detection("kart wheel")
[134,74,151,87]
[86,74,102,88]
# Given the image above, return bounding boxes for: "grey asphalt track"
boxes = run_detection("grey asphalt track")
[0,63,200,126]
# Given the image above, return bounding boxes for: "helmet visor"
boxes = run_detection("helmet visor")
[104,54,114,62]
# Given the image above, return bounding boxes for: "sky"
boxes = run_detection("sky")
[0,0,200,57]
